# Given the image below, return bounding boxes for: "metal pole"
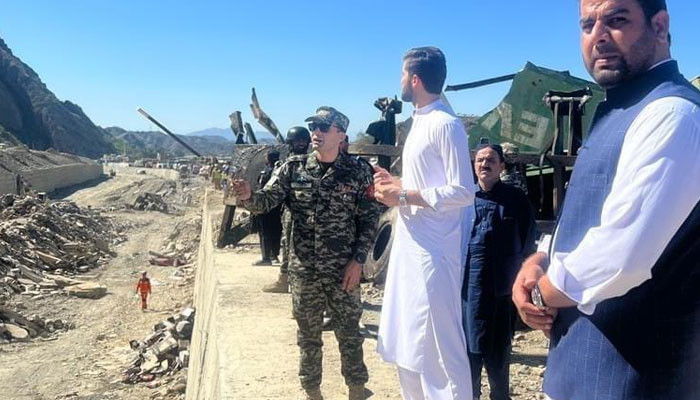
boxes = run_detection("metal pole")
[445,73,517,92]
[136,108,202,157]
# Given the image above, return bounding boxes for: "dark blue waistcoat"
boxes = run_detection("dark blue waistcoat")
[544,61,700,400]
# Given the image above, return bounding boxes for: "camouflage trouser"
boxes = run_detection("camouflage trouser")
[279,207,292,275]
[290,274,368,389]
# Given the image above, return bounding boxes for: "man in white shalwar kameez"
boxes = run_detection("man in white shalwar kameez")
[374,47,475,400]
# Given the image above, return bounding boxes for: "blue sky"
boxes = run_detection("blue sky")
[1,1,699,138]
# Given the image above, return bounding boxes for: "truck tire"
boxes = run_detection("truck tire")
[363,207,396,285]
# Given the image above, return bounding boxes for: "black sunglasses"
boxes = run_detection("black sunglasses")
[308,122,331,133]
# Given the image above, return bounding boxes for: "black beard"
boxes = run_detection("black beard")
[401,85,413,103]
[591,60,631,88]
[588,28,656,88]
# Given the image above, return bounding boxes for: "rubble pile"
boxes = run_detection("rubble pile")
[122,307,195,385]
[0,194,122,300]
[148,216,200,289]
[131,193,169,213]
[162,217,201,259]
[0,305,74,343]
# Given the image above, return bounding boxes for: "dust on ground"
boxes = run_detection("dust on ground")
[0,171,202,400]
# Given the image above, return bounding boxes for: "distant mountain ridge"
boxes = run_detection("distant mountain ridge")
[185,127,279,143]
[0,37,115,158]
[105,127,237,158]
[186,127,234,139]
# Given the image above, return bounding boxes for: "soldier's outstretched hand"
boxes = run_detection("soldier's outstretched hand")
[231,179,252,201]
[342,259,363,292]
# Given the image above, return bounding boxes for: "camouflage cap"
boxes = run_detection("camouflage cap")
[304,106,349,132]
[501,142,520,156]
[501,142,520,163]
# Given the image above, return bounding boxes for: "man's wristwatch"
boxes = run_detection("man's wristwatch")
[531,283,547,310]
[398,190,408,207]
[354,252,367,265]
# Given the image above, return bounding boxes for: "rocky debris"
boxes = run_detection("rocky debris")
[0,305,74,342]
[122,307,195,385]
[146,217,200,291]
[161,217,200,258]
[64,281,108,299]
[148,251,185,267]
[0,193,122,300]
[130,193,169,213]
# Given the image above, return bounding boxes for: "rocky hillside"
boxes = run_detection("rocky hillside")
[0,37,115,158]
[105,127,236,158]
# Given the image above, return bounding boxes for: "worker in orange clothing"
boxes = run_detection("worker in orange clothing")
[135,271,152,311]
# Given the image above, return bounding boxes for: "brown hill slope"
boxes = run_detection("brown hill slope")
[0,37,114,158]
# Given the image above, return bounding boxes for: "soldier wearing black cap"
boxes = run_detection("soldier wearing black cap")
[233,106,380,400]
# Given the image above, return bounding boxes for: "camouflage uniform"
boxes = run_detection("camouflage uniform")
[500,142,528,194]
[274,158,292,277]
[279,205,291,275]
[240,151,381,390]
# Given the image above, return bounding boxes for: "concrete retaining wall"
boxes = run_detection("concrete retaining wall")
[103,163,180,180]
[187,190,225,400]
[0,163,103,195]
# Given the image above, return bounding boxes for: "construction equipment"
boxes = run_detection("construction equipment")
[250,88,285,143]
[460,62,604,154]
[229,111,247,144]
[216,144,287,247]
[136,108,202,157]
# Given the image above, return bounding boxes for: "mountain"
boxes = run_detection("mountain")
[0,37,115,158]
[186,127,279,143]
[104,127,237,158]
[186,127,235,140]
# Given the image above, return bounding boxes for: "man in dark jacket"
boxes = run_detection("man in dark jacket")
[463,144,536,400]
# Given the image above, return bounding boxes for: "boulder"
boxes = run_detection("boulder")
[65,282,107,299]
[3,322,29,341]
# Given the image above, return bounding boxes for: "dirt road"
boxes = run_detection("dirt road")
[0,171,200,400]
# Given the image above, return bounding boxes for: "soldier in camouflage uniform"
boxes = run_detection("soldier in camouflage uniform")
[499,142,529,195]
[262,126,311,293]
[233,106,381,400]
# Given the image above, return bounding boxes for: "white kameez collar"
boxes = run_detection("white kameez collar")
[413,98,443,116]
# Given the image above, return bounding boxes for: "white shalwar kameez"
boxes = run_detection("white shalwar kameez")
[377,99,475,400]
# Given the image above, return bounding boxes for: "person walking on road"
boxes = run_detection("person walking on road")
[135,271,152,311]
